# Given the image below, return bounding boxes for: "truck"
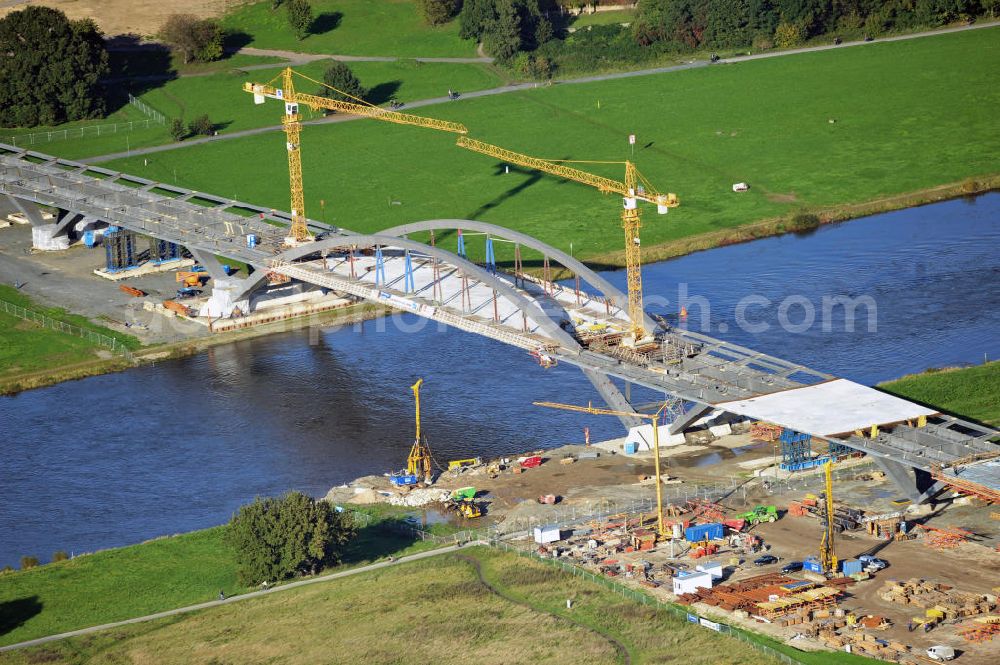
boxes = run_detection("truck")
[925,645,956,661]
[736,505,778,525]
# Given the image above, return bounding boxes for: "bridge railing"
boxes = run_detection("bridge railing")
[0,299,135,363]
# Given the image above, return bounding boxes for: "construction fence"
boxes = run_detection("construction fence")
[0,299,135,362]
[489,538,806,665]
[3,94,167,148]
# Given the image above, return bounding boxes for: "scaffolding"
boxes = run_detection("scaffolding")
[780,429,822,471]
[104,227,137,272]
[149,237,180,264]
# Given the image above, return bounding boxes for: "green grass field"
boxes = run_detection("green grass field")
[30,60,504,161]
[0,548,787,665]
[221,0,476,58]
[880,361,1000,426]
[0,285,140,378]
[569,9,636,28]
[0,507,454,647]
[104,27,1000,263]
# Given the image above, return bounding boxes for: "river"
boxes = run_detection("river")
[1,194,998,567]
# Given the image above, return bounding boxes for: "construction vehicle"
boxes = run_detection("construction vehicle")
[736,505,778,525]
[447,458,481,472]
[390,378,434,486]
[452,498,482,519]
[175,271,206,288]
[819,459,838,575]
[456,137,678,345]
[534,400,675,537]
[175,287,201,299]
[243,68,468,244]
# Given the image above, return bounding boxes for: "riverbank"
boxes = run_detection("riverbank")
[558,176,1000,276]
[879,360,999,427]
[0,301,386,396]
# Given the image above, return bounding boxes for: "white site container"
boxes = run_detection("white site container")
[672,570,713,595]
[533,524,561,545]
[696,561,724,579]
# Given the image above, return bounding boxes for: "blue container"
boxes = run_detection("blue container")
[803,557,823,573]
[246,234,258,249]
[222,264,236,276]
[624,441,638,455]
[842,560,863,575]
[685,523,724,542]
[83,230,96,247]
[389,473,418,487]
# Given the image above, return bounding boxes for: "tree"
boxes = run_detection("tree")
[52,551,69,562]
[459,0,499,40]
[287,0,314,40]
[482,0,522,60]
[319,62,366,103]
[170,118,187,141]
[0,7,108,127]
[417,0,462,25]
[225,492,356,585]
[773,20,803,47]
[160,14,224,64]
[188,114,214,136]
[20,556,39,570]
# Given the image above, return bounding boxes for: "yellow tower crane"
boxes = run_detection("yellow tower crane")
[244,68,469,244]
[407,378,434,485]
[456,136,678,344]
[534,400,674,538]
[820,459,838,575]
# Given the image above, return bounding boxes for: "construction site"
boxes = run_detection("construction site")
[3,55,999,665]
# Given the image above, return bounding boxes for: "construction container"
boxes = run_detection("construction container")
[673,570,713,595]
[533,524,561,544]
[803,557,823,573]
[696,561,724,579]
[685,523,724,542]
[624,441,639,455]
[842,559,863,576]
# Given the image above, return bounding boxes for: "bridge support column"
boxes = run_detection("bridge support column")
[188,247,233,282]
[198,265,270,318]
[872,457,931,504]
[6,195,71,251]
[581,368,643,430]
[668,403,711,435]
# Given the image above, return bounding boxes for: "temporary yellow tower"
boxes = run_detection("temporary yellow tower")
[244,68,468,244]
[456,137,678,343]
[820,460,838,574]
[534,400,674,537]
[407,378,434,484]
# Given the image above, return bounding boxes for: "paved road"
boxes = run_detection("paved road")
[86,19,998,165]
[0,542,475,653]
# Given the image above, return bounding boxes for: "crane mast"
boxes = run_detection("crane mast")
[280,68,308,243]
[456,136,678,343]
[820,460,838,574]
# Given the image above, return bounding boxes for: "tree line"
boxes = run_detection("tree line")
[417,0,998,76]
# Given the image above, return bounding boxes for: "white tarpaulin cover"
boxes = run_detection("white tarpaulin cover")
[715,379,936,437]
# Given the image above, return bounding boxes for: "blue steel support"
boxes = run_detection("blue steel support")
[456,230,466,258]
[485,236,496,273]
[403,250,415,293]
[374,246,386,286]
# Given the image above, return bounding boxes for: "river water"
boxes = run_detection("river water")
[2,194,998,567]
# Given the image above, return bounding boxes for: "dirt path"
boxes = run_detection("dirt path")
[0,542,471,653]
[455,553,632,665]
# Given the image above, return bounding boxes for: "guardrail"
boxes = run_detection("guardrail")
[127,93,167,124]
[0,299,135,362]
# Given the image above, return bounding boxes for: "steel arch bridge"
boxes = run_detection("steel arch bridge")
[2,143,997,502]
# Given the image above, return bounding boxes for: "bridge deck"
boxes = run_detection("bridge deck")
[3,143,996,492]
